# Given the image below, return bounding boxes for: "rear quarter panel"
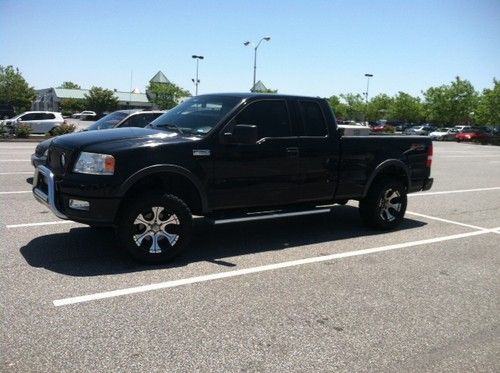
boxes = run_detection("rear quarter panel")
[336,136,431,198]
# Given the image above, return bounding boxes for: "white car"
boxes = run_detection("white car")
[453,125,472,133]
[429,128,459,141]
[72,110,97,120]
[2,111,64,134]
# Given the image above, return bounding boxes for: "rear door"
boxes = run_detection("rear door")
[210,99,300,209]
[295,100,340,202]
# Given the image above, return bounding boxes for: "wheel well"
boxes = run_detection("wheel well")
[120,173,203,216]
[370,165,409,191]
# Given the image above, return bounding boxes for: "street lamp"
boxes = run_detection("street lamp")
[243,36,271,91]
[191,55,204,96]
[364,73,373,103]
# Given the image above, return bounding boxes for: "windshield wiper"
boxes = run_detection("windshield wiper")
[156,123,184,135]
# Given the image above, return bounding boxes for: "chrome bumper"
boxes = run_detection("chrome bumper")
[32,165,67,219]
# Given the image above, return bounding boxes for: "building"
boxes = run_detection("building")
[32,71,173,112]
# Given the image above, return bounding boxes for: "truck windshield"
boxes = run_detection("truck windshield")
[149,95,242,136]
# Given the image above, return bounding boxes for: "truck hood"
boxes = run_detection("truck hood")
[51,127,199,152]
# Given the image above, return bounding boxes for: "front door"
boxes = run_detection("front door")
[210,99,300,210]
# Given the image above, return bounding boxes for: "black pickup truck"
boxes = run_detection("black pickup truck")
[32,93,433,262]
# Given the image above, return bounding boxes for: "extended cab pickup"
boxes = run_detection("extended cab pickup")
[32,93,433,263]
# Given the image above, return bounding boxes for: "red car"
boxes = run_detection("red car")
[455,129,491,142]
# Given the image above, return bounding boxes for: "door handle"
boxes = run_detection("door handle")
[286,147,299,157]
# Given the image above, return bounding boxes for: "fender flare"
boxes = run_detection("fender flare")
[118,164,209,213]
[362,159,411,198]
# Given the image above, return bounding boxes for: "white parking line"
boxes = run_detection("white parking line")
[0,159,30,162]
[6,221,76,229]
[53,229,495,307]
[440,155,500,158]
[410,186,500,197]
[406,211,495,232]
[0,191,31,195]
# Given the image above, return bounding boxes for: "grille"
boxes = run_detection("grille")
[47,146,73,175]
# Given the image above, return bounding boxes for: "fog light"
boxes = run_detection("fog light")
[69,199,90,211]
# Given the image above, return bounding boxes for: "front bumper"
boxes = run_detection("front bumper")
[31,153,46,167]
[32,165,121,225]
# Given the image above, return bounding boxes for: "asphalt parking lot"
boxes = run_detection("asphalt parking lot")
[1,141,499,372]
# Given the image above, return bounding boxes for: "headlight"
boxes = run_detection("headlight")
[73,152,115,175]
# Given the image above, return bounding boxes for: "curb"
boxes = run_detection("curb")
[0,137,48,143]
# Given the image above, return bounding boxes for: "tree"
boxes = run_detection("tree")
[58,98,84,114]
[366,94,393,122]
[253,88,278,94]
[147,82,190,110]
[340,93,365,121]
[389,92,424,124]
[475,79,500,126]
[83,87,119,115]
[328,95,348,120]
[423,76,478,125]
[59,81,81,89]
[0,65,36,113]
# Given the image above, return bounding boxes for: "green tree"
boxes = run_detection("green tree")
[366,94,393,122]
[59,81,81,89]
[475,79,500,126]
[340,93,365,121]
[0,65,36,113]
[328,95,348,120]
[83,86,119,115]
[58,98,84,114]
[253,88,278,94]
[423,76,478,126]
[389,92,424,124]
[147,82,190,110]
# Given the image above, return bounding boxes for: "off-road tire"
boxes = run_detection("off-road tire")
[117,193,192,263]
[359,178,407,230]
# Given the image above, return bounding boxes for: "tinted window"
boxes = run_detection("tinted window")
[235,100,290,139]
[43,113,55,120]
[119,113,159,128]
[21,113,43,121]
[299,101,327,136]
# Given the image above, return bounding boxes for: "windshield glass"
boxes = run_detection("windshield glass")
[149,95,242,135]
[86,111,129,130]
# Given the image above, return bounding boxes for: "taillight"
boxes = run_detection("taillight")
[426,143,433,168]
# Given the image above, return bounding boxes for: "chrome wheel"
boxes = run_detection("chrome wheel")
[378,189,402,222]
[133,206,180,254]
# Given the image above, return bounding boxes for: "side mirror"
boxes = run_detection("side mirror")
[225,124,258,144]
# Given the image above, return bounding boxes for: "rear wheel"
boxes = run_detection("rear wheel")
[359,179,407,229]
[117,194,192,263]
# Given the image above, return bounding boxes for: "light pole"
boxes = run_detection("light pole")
[243,36,271,91]
[364,73,373,103]
[191,55,204,96]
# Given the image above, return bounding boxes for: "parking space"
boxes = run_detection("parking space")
[1,141,499,372]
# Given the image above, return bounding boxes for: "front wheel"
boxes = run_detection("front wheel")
[359,179,407,230]
[117,194,192,263]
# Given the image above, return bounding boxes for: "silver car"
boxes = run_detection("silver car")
[3,111,64,134]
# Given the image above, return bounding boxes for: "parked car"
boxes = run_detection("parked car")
[0,104,15,119]
[83,109,164,131]
[453,125,472,133]
[370,123,394,133]
[428,128,459,141]
[32,93,433,263]
[404,124,436,136]
[455,128,492,142]
[2,111,64,134]
[72,111,96,120]
[31,109,165,166]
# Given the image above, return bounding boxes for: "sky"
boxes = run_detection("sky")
[1,0,499,99]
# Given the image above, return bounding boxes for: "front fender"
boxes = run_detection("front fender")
[118,164,209,213]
